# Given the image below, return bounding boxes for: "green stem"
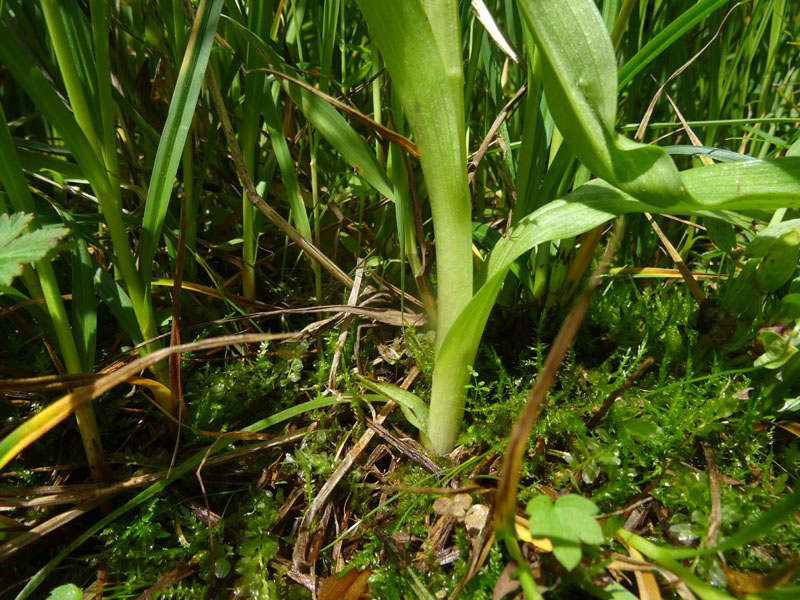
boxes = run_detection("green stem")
[617,530,735,600]
[41,0,157,360]
[40,0,101,158]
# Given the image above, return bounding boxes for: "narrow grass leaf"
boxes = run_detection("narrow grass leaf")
[617,0,730,89]
[138,0,223,286]
[93,263,143,346]
[260,85,312,241]
[222,18,395,199]
[0,23,143,330]
[66,217,97,370]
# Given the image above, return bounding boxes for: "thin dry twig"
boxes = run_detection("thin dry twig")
[635,2,744,142]
[644,213,706,305]
[328,262,365,389]
[468,84,527,193]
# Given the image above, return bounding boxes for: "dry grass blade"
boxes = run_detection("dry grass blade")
[293,367,421,568]
[293,399,396,569]
[468,84,527,193]
[0,498,103,562]
[634,2,743,142]
[608,550,666,600]
[644,213,706,305]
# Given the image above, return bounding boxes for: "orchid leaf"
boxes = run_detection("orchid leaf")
[517,0,688,207]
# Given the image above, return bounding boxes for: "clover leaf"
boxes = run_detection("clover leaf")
[526,493,605,571]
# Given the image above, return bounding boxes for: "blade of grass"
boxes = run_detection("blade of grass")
[0,102,107,481]
[617,0,729,88]
[12,390,335,599]
[0,21,149,358]
[239,2,273,301]
[138,0,223,288]
[205,68,354,289]
[0,333,289,471]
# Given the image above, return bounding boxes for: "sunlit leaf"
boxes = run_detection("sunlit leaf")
[0,213,69,287]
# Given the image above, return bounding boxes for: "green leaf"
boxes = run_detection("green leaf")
[222,17,395,200]
[433,158,800,452]
[356,375,429,435]
[93,264,144,347]
[526,493,604,571]
[617,0,729,88]
[46,584,82,600]
[754,330,798,369]
[682,158,800,210]
[705,218,737,253]
[526,495,581,571]
[356,0,473,347]
[554,494,604,546]
[757,231,800,292]
[516,0,687,207]
[0,213,69,287]
[138,0,224,286]
[747,219,800,258]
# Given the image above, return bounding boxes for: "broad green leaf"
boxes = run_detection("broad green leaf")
[747,219,800,258]
[554,494,604,546]
[705,218,737,253]
[0,213,69,287]
[138,0,223,286]
[433,158,800,452]
[526,494,556,533]
[526,493,603,571]
[356,0,474,454]
[681,158,800,210]
[517,0,687,207]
